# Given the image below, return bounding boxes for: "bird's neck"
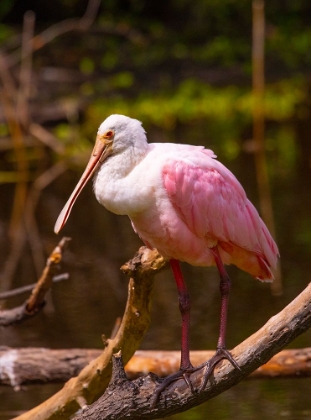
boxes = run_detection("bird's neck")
[100,140,149,178]
[93,142,150,215]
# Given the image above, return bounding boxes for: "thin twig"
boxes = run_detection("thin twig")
[0,273,69,300]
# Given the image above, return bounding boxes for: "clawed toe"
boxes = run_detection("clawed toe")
[150,349,241,408]
[150,367,196,408]
[198,348,241,391]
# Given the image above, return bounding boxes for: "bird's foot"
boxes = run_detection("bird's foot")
[197,347,241,392]
[150,349,240,408]
[150,365,196,408]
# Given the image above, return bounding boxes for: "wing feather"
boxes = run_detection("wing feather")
[163,151,278,271]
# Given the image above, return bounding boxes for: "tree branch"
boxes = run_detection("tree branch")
[12,247,168,420]
[0,237,70,326]
[72,281,311,420]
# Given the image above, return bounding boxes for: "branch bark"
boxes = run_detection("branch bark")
[72,281,311,420]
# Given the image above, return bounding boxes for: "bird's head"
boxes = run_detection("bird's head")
[54,114,146,234]
[97,114,146,155]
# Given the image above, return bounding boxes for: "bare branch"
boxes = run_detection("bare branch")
[0,237,70,326]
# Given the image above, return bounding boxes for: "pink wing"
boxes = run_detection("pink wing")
[162,150,279,278]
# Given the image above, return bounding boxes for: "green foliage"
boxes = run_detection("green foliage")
[79,57,95,75]
[0,23,13,44]
[0,123,9,137]
[101,50,118,70]
[267,126,297,175]
[267,28,311,68]
[84,77,305,157]
[53,123,92,164]
[109,71,134,89]
[0,171,23,183]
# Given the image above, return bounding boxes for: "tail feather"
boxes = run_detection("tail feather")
[218,240,274,281]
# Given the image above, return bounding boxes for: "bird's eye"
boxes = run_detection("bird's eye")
[104,130,114,139]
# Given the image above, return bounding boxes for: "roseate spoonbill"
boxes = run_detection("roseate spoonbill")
[54,114,279,399]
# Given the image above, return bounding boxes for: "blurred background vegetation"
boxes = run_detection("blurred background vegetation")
[1,0,311,287]
[1,1,311,419]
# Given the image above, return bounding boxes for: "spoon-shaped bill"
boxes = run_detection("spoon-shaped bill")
[54,137,112,234]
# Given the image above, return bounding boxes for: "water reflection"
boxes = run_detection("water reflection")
[1,378,311,420]
[171,378,311,420]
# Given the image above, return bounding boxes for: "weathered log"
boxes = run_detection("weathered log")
[127,348,311,380]
[0,348,101,388]
[1,347,311,388]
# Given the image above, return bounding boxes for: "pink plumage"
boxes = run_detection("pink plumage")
[128,144,278,281]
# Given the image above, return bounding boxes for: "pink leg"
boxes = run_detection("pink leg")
[151,259,194,407]
[151,249,240,407]
[211,246,231,350]
[198,246,241,391]
[170,259,192,370]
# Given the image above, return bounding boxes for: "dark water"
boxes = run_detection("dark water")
[1,137,311,419]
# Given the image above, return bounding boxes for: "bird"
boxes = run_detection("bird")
[54,114,279,401]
